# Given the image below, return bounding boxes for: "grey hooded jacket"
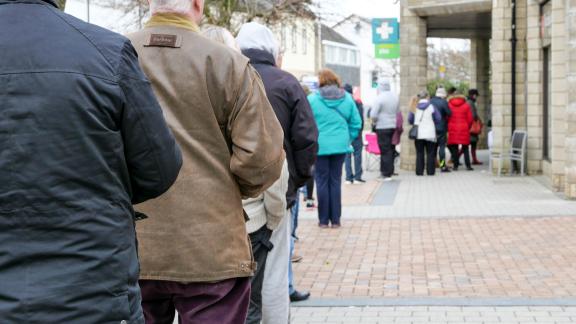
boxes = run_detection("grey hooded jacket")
[370,82,400,130]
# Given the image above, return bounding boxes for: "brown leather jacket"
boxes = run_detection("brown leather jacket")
[128,22,285,282]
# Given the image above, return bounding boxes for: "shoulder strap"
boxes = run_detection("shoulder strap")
[330,106,348,124]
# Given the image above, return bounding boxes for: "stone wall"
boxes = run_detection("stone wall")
[564,0,576,198]
[470,38,491,149]
[524,0,544,175]
[399,5,428,171]
[550,0,567,191]
[490,0,528,174]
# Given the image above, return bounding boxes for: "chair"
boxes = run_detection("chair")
[490,130,527,176]
[364,133,380,171]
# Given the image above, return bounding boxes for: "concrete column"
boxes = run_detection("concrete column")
[549,0,567,191]
[470,38,491,149]
[564,0,576,197]
[490,0,528,174]
[399,5,427,171]
[525,0,544,175]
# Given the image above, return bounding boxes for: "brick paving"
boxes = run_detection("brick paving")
[292,217,576,299]
[291,306,576,323]
[288,154,576,322]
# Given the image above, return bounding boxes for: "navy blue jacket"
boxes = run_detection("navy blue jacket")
[0,1,182,322]
[242,49,318,208]
[430,96,451,134]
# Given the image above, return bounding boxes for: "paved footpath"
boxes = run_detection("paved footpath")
[291,306,576,323]
[289,153,576,323]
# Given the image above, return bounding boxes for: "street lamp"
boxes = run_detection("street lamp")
[86,0,90,23]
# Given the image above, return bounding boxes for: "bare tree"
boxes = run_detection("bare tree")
[96,0,315,32]
[427,42,470,82]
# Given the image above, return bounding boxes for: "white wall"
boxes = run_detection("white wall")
[272,19,317,80]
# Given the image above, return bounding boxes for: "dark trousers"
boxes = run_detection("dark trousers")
[305,176,314,200]
[415,139,436,176]
[315,154,346,226]
[140,277,251,324]
[376,129,395,177]
[449,144,471,169]
[246,226,273,324]
[345,137,363,181]
[436,133,448,168]
[471,141,479,162]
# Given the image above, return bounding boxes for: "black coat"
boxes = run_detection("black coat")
[0,1,182,322]
[242,49,318,208]
[354,99,364,140]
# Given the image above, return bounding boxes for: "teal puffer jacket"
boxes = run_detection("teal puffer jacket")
[308,86,362,156]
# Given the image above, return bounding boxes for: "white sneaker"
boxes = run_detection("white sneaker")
[383,177,393,182]
[345,180,353,185]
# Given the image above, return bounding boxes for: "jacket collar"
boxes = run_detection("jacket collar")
[0,0,58,7]
[145,13,199,32]
[241,48,276,67]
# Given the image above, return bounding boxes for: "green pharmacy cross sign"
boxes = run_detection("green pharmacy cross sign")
[372,18,399,44]
[375,44,400,59]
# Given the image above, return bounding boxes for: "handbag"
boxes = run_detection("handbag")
[408,109,425,140]
[470,118,483,135]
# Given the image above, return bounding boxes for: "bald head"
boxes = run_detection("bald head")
[149,0,204,24]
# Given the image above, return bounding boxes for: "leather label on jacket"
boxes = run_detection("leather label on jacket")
[145,34,182,48]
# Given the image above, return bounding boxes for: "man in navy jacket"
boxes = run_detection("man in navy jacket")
[0,1,182,322]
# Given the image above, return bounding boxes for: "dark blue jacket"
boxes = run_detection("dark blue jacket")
[0,1,182,322]
[242,49,318,208]
[430,96,451,134]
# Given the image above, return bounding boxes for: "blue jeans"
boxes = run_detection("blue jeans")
[288,200,298,295]
[345,137,363,181]
[315,154,346,226]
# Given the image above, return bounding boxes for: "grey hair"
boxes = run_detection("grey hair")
[202,25,240,51]
[150,0,192,14]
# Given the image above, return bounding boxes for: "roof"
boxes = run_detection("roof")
[321,24,355,46]
[332,14,371,29]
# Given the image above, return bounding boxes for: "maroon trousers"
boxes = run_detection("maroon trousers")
[139,277,251,324]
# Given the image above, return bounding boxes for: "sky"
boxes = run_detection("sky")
[314,0,400,26]
[341,0,400,20]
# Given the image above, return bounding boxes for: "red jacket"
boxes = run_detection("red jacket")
[447,97,474,145]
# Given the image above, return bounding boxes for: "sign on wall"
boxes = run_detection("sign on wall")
[375,44,400,59]
[372,18,399,44]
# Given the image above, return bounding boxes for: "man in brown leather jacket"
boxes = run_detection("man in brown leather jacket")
[128,0,285,322]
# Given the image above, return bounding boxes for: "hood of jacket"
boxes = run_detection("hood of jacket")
[449,95,468,107]
[377,79,392,93]
[241,48,276,67]
[319,85,346,108]
[236,22,279,60]
[417,99,431,110]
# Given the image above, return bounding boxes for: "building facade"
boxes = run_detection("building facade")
[320,24,361,88]
[273,17,318,80]
[400,0,576,198]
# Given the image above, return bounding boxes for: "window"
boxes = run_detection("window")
[350,50,358,66]
[325,45,336,64]
[302,28,308,55]
[339,47,347,63]
[291,25,297,53]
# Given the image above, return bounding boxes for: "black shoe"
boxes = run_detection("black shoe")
[290,290,311,302]
[441,168,451,173]
[355,179,366,183]
[467,167,474,171]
